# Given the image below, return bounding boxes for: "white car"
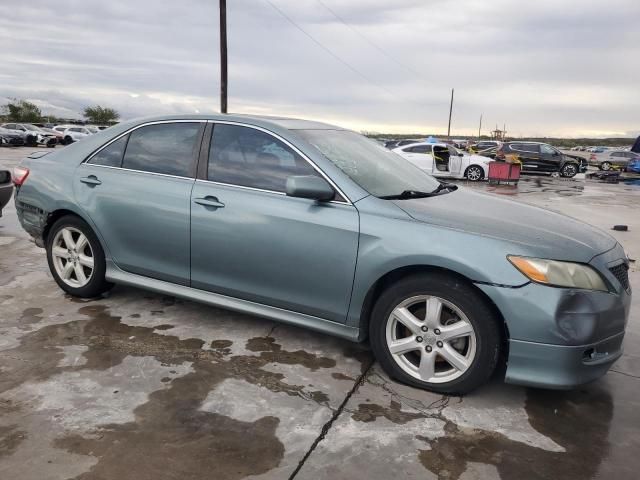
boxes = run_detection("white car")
[0,123,57,147]
[57,125,100,144]
[393,142,491,181]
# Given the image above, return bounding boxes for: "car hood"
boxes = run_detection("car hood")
[393,187,616,262]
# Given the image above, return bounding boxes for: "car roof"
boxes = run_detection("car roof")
[115,114,345,132]
[395,142,450,149]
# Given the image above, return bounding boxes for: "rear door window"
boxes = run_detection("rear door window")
[89,135,129,168]
[208,123,320,192]
[122,122,201,177]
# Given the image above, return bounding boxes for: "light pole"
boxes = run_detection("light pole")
[219,0,228,113]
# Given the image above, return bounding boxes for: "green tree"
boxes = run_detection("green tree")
[83,105,120,124]
[1,99,42,122]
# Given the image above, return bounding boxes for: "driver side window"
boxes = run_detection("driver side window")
[208,124,320,192]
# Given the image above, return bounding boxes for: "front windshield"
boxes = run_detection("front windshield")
[87,127,99,133]
[296,129,440,197]
[24,124,40,131]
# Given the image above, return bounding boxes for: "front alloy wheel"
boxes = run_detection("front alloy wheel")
[600,161,611,171]
[386,295,477,383]
[369,273,501,394]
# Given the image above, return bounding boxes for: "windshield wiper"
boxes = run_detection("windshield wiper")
[379,190,436,200]
[430,182,458,194]
[380,183,458,200]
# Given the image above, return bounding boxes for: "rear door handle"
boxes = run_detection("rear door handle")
[194,196,225,209]
[80,175,102,186]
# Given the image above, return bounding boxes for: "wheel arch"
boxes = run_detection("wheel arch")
[357,264,509,349]
[42,208,110,261]
[464,164,486,179]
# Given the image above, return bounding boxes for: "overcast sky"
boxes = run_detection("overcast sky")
[1,0,638,137]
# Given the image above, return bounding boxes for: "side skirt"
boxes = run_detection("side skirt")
[105,261,361,342]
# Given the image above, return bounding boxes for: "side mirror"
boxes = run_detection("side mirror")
[286,175,335,201]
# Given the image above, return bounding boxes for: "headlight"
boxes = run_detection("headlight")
[507,256,608,291]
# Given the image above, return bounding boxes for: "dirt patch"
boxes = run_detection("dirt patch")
[352,400,426,424]
[0,425,26,458]
[331,372,355,382]
[418,387,613,479]
[1,304,348,479]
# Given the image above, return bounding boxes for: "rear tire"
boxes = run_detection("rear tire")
[369,273,501,395]
[465,165,484,182]
[46,215,113,298]
[600,161,611,171]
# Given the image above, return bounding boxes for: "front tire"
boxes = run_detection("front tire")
[600,161,611,171]
[46,215,113,298]
[369,273,501,395]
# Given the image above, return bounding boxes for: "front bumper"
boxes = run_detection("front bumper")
[477,245,631,388]
[505,332,624,389]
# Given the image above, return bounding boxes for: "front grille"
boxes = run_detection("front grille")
[609,263,630,291]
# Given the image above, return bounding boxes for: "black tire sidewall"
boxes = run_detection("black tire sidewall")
[46,215,111,298]
[369,273,501,395]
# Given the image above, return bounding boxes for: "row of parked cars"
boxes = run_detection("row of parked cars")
[0,123,103,148]
[385,139,588,180]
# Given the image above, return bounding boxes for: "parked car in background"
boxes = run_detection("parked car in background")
[0,123,57,147]
[0,125,27,147]
[394,142,491,181]
[0,169,13,217]
[470,140,501,152]
[61,125,98,144]
[12,114,631,394]
[589,150,640,171]
[496,142,585,177]
[586,146,609,153]
[570,146,586,151]
[627,157,640,174]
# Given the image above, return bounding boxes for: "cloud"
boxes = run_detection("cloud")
[0,0,638,137]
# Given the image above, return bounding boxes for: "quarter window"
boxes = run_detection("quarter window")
[122,123,201,177]
[208,124,320,192]
[89,135,129,167]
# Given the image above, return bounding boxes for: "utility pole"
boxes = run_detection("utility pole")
[219,0,228,114]
[447,88,454,138]
[478,113,482,140]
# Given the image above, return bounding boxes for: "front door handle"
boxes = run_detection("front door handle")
[194,196,225,209]
[80,175,102,186]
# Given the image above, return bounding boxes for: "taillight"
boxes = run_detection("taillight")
[12,166,30,186]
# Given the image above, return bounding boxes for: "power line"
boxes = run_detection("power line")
[260,0,398,100]
[314,0,427,80]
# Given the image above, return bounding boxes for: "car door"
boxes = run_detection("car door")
[399,145,434,173]
[74,121,205,285]
[190,122,360,323]
[513,143,542,172]
[447,145,463,176]
[539,144,563,172]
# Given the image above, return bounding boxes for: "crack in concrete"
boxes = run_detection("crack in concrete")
[288,356,376,479]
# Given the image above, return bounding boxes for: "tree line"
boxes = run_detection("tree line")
[1,98,120,125]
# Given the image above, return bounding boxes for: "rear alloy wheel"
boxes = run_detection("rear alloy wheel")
[560,163,578,178]
[370,273,501,395]
[465,165,484,181]
[46,215,113,297]
[600,161,611,171]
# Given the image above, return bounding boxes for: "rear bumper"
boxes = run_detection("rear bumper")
[505,332,624,389]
